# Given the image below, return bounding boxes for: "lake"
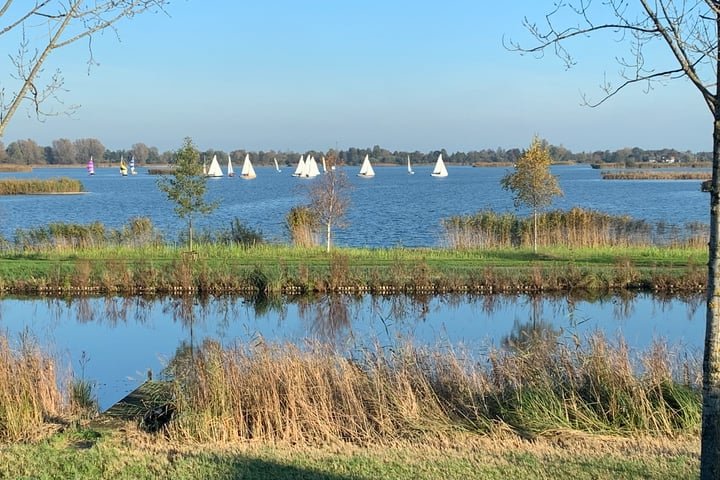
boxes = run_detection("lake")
[0,164,711,410]
[0,164,709,247]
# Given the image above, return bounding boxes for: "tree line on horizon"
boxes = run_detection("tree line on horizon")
[0,137,710,167]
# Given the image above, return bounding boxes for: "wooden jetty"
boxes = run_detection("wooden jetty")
[96,380,175,431]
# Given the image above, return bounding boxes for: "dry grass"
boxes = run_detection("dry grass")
[163,333,701,444]
[442,207,707,249]
[0,333,64,442]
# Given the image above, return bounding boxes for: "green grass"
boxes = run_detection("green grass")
[0,428,699,479]
[0,244,708,295]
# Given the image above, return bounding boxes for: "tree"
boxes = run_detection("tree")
[507,3,720,477]
[74,138,105,164]
[500,136,563,253]
[6,139,43,165]
[0,1,169,138]
[131,143,151,164]
[52,138,77,165]
[156,137,218,252]
[307,154,352,252]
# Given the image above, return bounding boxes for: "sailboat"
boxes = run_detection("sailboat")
[322,157,327,173]
[431,154,448,177]
[292,155,305,177]
[274,157,282,173]
[87,157,95,175]
[206,154,223,177]
[300,156,321,178]
[357,154,375,178]
[407,155,414,175]
[129,156,137,175]
[120,157,128,176]
[240,154,257,179]
[227,155,235,177]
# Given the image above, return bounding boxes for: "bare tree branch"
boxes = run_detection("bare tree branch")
[0,0,170,137]
[505,0,717,112]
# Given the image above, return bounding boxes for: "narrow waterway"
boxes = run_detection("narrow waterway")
[0,292,704,410]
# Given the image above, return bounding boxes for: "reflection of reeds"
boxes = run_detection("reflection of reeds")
[164,334,701,443]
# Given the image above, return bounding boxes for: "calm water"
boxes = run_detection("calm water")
[0,164,708,247]
[0,293,705,410]
[0,164,710,410]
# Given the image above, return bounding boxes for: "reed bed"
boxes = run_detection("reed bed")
[442,208,708,249]
[0,165,32,172]
[0,334,63,442]
[0,177,83,195]
[163,333,701,444]
[601,171,711,180]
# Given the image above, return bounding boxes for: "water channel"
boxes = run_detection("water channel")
[0,292,705,410]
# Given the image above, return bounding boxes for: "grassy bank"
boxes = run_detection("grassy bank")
[0,430,699,479]
[0,243,708,295]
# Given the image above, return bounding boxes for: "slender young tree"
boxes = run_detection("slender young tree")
[506,2,720,477]
[0,1,169,138]
[307,154,352,252]
[500,136,563,252]
[156,137,218,252]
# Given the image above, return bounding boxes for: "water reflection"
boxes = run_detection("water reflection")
[0,291,705,410]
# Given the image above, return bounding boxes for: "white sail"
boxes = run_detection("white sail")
[322,157,327,173]
[241,154,257,179]
[357,154,375,178]
[407,155,414,174]
[207,154,223,177]
[227,155,235,177]
[431,154,448,177]
[303,155,321,178]
[292,155,305,177]
[274,157,281,172]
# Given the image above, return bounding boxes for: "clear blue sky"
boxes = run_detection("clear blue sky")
[2,1,711,154]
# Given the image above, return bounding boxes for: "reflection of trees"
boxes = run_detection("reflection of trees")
[247,292,286,319]
[501,296,562,353]
[297,294,355,345]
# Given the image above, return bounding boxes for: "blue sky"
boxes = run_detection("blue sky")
[1,1,711,154]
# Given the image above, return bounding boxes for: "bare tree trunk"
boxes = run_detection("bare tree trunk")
[533,208,538,253]
[326,222,332,252]
[189,217,193,253]
[701,23,720,477]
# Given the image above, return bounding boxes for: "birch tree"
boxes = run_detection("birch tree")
[500,135,563,252]
[506,2,720,477]
[0,1,169,138]
[307,154,352,252]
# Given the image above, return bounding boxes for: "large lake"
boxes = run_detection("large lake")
[0,164,708,247]
[0,164,711,410]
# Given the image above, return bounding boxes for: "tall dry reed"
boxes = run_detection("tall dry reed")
[0,334,63,442]
[442,208,708,249]
[164,332,701,444]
